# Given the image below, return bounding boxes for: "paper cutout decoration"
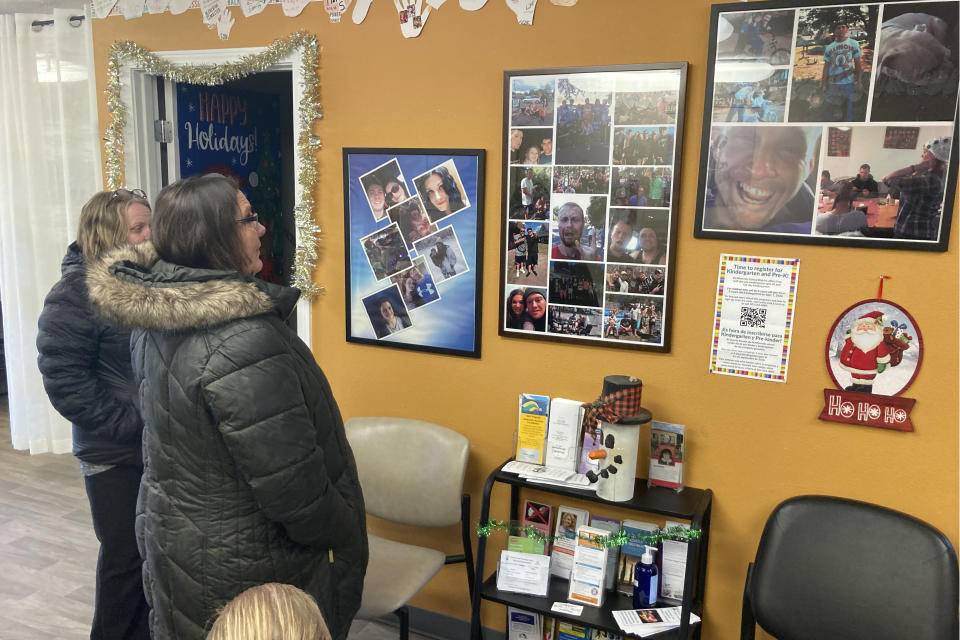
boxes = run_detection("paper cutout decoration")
[820,298,923,431]
[240,0,269,17]
[282,0,311,17]
[395,0,432,37]
[324,0,353,22]
[200,0,226,24]
[352,0,373,22]
[505,0,537,24]
[459,0,488,9]
[217,7,235,38]
[120,0,145,19]
[92,0,119,19]
[168,0,193,14]
[549,0,577,4]
[146,0,170,13]
[426,0,447,8]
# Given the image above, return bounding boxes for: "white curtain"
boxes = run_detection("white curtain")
[0,7,102,453]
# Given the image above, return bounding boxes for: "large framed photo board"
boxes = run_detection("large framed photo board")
[499,64,688,351]
[343,148,485,357]
[695,0,959,250]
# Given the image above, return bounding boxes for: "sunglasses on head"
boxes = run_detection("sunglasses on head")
[111,188,147,200]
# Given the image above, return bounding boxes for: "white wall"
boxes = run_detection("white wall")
[822,124,953,178]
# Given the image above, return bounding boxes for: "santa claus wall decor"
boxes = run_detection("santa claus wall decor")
[820,298,923,431]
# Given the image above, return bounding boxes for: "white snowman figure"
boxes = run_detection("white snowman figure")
[583,375,650,502]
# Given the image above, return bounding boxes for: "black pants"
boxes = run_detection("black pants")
[84,465,150,640]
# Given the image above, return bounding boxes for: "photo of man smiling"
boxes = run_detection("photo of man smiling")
[702,125,822,234]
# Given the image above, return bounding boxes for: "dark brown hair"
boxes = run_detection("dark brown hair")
[152,175,246,272]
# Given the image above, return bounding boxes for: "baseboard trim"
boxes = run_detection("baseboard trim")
[374,606,504,640]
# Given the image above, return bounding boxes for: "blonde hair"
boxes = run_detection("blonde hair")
[77,190,151,261]
[206,583,331,640]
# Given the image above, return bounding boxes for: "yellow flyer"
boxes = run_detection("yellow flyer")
[516,394,549,463]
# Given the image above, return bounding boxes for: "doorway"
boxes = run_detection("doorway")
[119,47,310,344]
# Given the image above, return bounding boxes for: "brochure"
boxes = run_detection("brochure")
[550,505,590,579]
[544,398,583,472]
[517,394,550,464]
[567,525,609,607]
[648,421,684,490]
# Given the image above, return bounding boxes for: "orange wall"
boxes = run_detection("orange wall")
[92,3,959,638]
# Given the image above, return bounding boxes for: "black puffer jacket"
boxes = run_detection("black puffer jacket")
[36,242,142,466]
[87,243,368,640]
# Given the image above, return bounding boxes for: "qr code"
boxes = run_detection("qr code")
[740,306,766,328]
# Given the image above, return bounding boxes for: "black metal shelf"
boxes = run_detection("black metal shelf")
[480,575,702,639]
[487,467,711,521]
[469,459,713,640]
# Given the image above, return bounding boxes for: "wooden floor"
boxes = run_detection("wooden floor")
[0,396,99,639]
[0,397,433,640]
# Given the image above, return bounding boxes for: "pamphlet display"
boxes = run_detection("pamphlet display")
[589,515,621,591]
[508,607,540,640]
[567,525,609,607]
[658,520,689,604]
[556,621,588,640]
[616,519,659,596]
[544,398,584,471]
[550,505,590,579]
[517,393,550,463]
[498,550,551,596]
[516,500,554,554]
[647,421,684,490]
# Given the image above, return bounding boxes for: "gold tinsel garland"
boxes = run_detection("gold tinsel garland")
[105,32,324,299]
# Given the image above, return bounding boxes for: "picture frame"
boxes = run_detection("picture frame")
[695,0,959,251]
[499,63,688,352]
[343,148,485,357]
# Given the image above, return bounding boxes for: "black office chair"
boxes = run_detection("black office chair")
[741,495,958,640]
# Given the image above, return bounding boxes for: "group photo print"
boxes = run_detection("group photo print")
[499,64,685,351]
[697,0,958,250]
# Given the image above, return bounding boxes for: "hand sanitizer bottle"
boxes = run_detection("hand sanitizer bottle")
[632,545,659,609]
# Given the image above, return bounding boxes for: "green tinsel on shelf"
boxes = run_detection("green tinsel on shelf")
[475,520,701,547]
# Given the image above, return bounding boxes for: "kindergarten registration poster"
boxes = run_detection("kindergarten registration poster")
[710,254,800,382]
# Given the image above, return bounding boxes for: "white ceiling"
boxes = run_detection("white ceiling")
[0,0,89,14]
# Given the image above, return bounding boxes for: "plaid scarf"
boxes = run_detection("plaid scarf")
[581,384,643,433]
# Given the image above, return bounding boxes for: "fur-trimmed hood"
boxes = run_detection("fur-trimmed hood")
[87,242,299,331]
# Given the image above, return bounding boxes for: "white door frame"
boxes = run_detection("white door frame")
[117,46,312,347]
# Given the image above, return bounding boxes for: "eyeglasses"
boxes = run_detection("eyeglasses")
[235,213,260,225]
[111,188,147,200]
[388,184,403,195]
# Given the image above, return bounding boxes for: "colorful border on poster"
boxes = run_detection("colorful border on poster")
[710,254,800,381]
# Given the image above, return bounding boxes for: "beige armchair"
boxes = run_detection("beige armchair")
[345,417,474,640]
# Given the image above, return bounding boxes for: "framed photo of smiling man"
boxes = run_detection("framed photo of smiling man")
[499,64,688,351]
[696,0,959,251]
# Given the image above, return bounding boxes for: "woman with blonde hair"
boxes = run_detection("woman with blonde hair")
[207,583,331,640]
[37,188,152,640]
